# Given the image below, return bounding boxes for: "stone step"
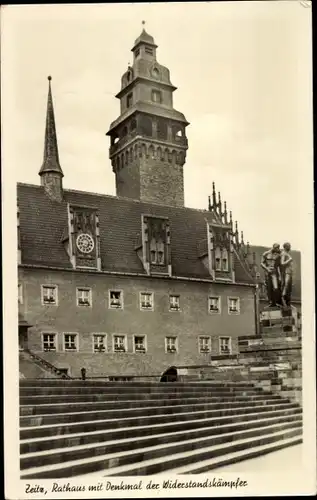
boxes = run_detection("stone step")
[20,413,302,470]
[20,394,287,417]
[20,398,295,427]
[20,422,302,478]
[164,435,302,474]
[19,380,256,388]
[19,384,264,396]
[20,403,300,441]
[20,406,302,454]
[19,389,267,406]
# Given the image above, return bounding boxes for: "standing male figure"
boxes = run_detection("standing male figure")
[280,242,293,307]
[261,243,282,307]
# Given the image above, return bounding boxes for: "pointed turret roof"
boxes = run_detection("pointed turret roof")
[132,22,157,51]
[39,76,64,177]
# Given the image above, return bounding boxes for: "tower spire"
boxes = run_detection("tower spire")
[39,76,64,202]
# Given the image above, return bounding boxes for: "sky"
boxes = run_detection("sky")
[2,1,313,250]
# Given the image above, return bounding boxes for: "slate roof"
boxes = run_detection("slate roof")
[18,183,251,284]
[17,183,301,300]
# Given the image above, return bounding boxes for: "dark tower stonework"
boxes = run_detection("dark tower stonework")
[38,76,64,202]
[107,28,189,208]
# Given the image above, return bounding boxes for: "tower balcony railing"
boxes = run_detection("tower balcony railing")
[110,130,137,156]
[110,130,188,157]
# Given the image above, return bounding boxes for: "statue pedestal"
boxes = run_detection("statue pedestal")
[260,306,297,334]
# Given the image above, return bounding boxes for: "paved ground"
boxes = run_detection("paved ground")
[213,444,303,473]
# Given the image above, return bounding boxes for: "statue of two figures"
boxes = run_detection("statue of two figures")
[261,243,293,308]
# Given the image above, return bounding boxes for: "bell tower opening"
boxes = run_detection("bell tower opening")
[106,26,189,208]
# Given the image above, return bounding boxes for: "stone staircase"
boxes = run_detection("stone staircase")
[20,379,302,478]
[19,350,71,379]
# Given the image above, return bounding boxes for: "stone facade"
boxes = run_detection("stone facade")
[18,267,255,377]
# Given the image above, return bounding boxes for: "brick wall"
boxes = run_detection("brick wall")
[19,267,256,377]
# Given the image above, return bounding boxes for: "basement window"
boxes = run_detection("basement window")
[199,336,211,354]
[109,290,123,309]
[41,285,58,305]
[219,337,232,355]
[93,334,107,353]
[42,333,57,352]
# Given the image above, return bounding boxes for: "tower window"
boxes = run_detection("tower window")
[152,67,160,79]
[152,90,162,104]
[135,48,140,57]
[157,119,167,140]
[130,119,137,131]
[140,116,152,137]
[126,93,133,108]
[145,47,153,55]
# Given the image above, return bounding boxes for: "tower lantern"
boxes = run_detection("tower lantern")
[106,27,189,207]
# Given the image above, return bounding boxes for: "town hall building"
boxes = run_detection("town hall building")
[17,28,301,378]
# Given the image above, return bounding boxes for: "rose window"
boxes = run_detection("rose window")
[76,233,94,254]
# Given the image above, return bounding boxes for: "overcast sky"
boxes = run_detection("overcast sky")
[2,1,313,250]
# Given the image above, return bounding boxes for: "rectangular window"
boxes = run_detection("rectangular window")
[77,288,92,307]
[109,290,123,309]
[169,295,180,311]
[145,47,153,55]
[63,333,78,351]
[209,296,220,314]
[93,334,107,353]
[199,336,211,354]
[113,335,127,353]
[134,335,146,353]
[151,90,162,103]
[135,48,140,57]
[165,336,178,353]
[228,297,240,314]
[41,285,58,305]
[42,333,57,352]
[18,283,23,304]
[140,292,154,311]
[126,93,133,108]
[219,337,232,355]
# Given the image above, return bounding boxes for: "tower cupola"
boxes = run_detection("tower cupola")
[106,25,189,207]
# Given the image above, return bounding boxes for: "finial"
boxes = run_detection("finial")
[241,231,244,244]
[229,211,233,227]
[212,182,217,206]
[48,75,52,81]
[142,20,146,27]
[252,251,256,264]
[224,201,228,223]
[235,221,238,234]
[208,195,211,211]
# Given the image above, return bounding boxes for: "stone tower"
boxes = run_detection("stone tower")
[39,76,64,202]
[107,27,189,207]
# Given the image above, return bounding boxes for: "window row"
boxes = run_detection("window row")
[41,333,232,355]
[126,89,162,109]
[18,285,241,314]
